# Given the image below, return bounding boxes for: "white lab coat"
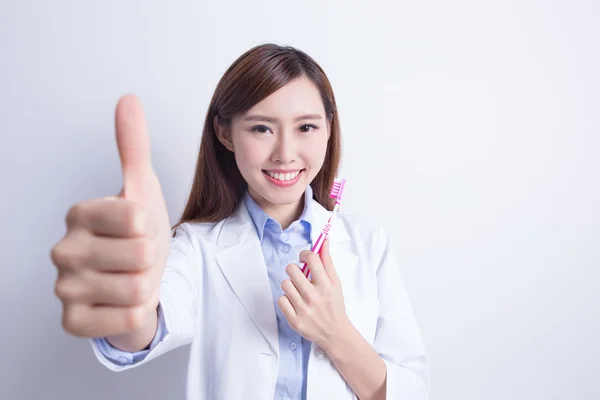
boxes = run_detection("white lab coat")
[90,198,430,399]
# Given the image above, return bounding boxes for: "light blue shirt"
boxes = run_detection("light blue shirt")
[96,186,315,400]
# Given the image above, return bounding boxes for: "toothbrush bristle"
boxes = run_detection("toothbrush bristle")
[329,178,346,200]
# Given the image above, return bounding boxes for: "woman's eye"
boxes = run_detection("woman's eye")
[299,124,318,133]
[251,125,271,134]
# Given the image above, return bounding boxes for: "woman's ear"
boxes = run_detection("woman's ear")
[214,115,234,152]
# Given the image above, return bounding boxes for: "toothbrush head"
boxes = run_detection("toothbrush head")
[329,178,346,202]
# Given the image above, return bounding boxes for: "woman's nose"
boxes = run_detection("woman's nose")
[272,133,296,164]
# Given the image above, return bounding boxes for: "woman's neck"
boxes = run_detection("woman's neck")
[250,190,305,230]
[266,199,304,230]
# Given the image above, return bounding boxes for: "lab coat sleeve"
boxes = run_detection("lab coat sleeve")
[90,223,199,371]
[373,224,430,399]
[92,302,168,365]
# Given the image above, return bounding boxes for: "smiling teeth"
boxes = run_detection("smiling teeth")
[267,170,301,181]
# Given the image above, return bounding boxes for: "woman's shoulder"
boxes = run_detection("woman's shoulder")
[171,219,225,246]
[336,212,389,242]
[336,212,396,274]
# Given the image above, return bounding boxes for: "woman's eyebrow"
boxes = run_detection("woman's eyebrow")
[243,114,324,122]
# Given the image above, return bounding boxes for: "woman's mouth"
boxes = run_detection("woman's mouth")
[262,169,305,187]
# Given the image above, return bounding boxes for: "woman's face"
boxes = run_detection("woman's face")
[218,76,330,213]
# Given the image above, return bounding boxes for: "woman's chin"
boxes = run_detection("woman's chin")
[255,185,306,206]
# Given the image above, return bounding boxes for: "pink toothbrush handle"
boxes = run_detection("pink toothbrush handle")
[301,230,328,277]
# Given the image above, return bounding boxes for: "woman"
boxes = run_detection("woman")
[51,43,429,399]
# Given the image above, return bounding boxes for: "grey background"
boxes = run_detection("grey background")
[1,0,598,399]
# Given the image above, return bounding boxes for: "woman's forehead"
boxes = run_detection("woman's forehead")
[241,77,325,121]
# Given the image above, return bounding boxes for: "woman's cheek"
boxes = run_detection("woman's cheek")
[243,141,270,167]
[305,137,328,165]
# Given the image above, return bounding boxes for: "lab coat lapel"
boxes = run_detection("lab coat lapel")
[214,201,279,357]
[309,199,349,244]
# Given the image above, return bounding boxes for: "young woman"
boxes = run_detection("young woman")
[51,43,429,399]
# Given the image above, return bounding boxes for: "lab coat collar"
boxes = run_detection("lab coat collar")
[217,189,350,247]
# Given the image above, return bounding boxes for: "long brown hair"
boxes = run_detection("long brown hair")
[172,43,341,233]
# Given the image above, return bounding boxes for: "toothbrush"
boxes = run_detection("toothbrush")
[301,178,346,279]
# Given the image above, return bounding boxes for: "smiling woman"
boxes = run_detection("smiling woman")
[52,42,429,400]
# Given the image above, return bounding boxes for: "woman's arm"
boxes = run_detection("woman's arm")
[321,318,387,400]
[90,223,200,371]
[356,224,430,399]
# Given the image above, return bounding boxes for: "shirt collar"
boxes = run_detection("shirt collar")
[244,185,315,242]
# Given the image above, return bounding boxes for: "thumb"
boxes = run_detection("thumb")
[320,239,339,283]
[115,94,155,203]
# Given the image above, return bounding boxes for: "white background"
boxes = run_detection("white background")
[1,1,598,399]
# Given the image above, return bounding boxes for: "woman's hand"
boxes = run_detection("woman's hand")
[279,239,389,399]
[50,95,172,350]
[278,239,352,351]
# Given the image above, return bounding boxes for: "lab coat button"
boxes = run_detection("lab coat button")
[314,347,326,359]
[281,244,290,253]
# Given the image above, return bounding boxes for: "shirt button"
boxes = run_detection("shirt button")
[314,347,326,359]
[281,233,289,241]
[289,341,297,351]
[281,244,290,253]
[118,356,129,364]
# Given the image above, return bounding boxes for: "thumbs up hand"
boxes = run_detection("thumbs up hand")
[51,95,172,348]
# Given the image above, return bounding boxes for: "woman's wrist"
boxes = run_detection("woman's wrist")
[320,316,356,358]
